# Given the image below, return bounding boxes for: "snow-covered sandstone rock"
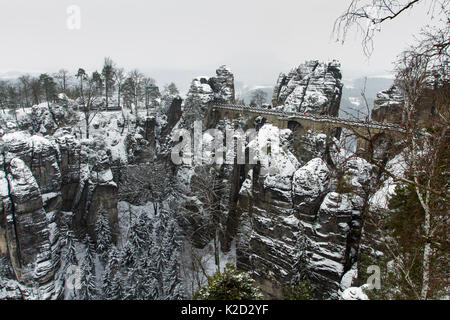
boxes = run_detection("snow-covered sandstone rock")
[272,60,343,115]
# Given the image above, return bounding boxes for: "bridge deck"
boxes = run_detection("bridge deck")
[212,104,405,132]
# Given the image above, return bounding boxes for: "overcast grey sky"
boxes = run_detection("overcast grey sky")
[0,0,434,91]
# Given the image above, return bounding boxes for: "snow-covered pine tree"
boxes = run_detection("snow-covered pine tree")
[147,216,164,298]
[131,257,151,299]
[182,88,204,127]
[120,214,154,300]
[120,242,135,268]
[194,264,263,300]
[61,228,79,299]
[137,212,151,240]
[109,271,124,300]
[148,275,161,300]
[95,206,112,261]
[161,216,184,299]
[102,264,113,299]
[162,250,184,299]
[120,214,147,269]
[128,217,147,254]
[122,268,140,300]
[83,234,96,274]
[102,247,121,299]
[79,256,97,300]
[63,229,78,271]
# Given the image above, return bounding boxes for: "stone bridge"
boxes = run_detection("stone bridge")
[207,104,405,151]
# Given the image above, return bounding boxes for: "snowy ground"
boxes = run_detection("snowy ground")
[180,238,236,298]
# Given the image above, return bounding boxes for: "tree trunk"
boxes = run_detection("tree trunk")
[420,197,432,299]
[105,83,109,111]
[117,86,121,108]
[153,202,158,216]
[85,112,90,139]
[421,241,431,299]
[134,87,138,113]
[214,229,220,272]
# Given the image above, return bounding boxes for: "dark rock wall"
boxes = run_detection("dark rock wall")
[0,129,119,298]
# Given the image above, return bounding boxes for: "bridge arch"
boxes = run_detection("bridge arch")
[370,131,395,153]
[287,120,304,132]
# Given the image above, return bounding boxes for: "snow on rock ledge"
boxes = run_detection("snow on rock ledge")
[8,158,41,202]
[292,157,330,215]
[341,285,370,300]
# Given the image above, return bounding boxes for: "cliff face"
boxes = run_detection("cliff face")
[0,133,64,299]
[209,65,235,104]
[371,85,404,123]
[372,67,448,124]
[174,61,373,299]
[0,61,381,300]
[234,133,369,299]
[228,62,361,299]
[182,65,236,128]
[272,60,343,116]
[0,129,119,299]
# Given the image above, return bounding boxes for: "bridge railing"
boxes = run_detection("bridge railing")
[211,104,404,132]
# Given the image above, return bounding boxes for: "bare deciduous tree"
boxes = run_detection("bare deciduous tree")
[333,0,449,56]
[142,77,158,116]
[129,69,144,111]
[114,68,126,108]
[331,3,449,297]
[55,69,69,94]
[331,34,449,298]
[18,75,31,110]
[80,75,101,139]
[250,89,268,107]
[183,165,228,272]
[102,57,116,111]
[119,160,172,216]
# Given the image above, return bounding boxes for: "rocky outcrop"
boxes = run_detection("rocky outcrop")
[371,85,404,123]
[341,285,369,300]
[292,157,330,216]
[53,129,119,241]
[297,192,353,299]
[183,65,235,125]
[0,277,32,300]
[272,60,343,116]
[235,125,301,298]
[0,129,119,299]
[233,124,349,299]
[209,65,235,104]
[288,128,327,166]
[0,155,61,299]
[2,102,77,136]
[372,66,449,124]
[175,62,367,299]
[235,152,369,299]
[163,97,183,136]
